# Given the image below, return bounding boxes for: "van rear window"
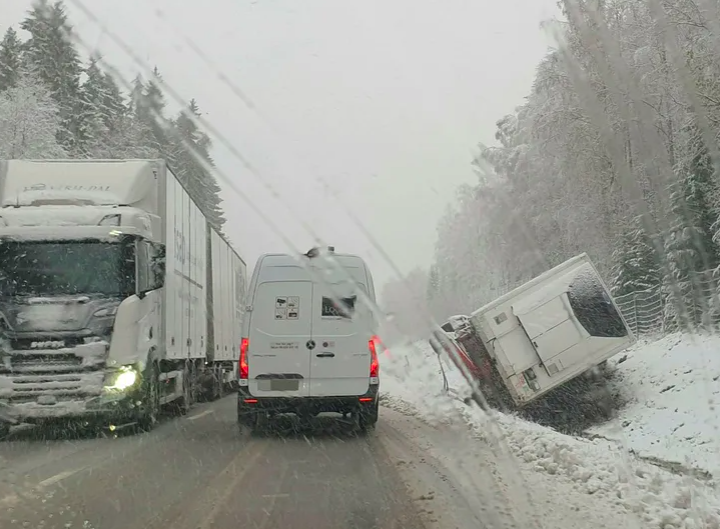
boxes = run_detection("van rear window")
[321,295,356,318]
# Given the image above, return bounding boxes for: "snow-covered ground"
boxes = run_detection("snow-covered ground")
[588,332,720,479]
[381,338,720,528]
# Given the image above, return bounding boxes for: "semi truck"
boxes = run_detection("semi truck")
[432,253,635,414]
[0,159,247,437]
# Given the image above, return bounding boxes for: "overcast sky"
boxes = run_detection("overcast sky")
[2,0,560,287]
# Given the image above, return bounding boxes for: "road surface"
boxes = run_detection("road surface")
[0,397,489,529]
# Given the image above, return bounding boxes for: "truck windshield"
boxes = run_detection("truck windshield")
[0,241,126,297]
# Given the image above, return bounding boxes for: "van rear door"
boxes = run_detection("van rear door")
[247,280,312,397]
[308,281,372,397]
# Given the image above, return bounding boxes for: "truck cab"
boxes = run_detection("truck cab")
[0,160,166,434]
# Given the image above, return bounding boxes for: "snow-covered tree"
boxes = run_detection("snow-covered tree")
[21,0,83,150]
[0,70,65,158]
[380,268,432,342]
[663,170,720,329]
[133,67,170,153]
[0,28,23,92]
[75,57,111,155]
[168,99,226,230]
[0,0,226,236]
[74,56,155,159]
[610,215,660,297]
[428,0,720,329]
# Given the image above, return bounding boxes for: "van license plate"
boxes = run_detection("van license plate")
[264,379,299,391]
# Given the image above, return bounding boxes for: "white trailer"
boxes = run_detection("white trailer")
[205,228,247,397]
[0,159,246,436]
[447,253,635,409]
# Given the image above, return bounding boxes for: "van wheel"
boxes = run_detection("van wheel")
[238,414,255,436]
[359,401,379,432]
[252,412,270,437]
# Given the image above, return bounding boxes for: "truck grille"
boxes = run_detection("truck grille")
[0,340,108,401]
[3,352,85,373]
[2,372,105,402]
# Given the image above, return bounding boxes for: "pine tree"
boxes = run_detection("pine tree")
[0,2,225,229]
[99,71,127,129]
[0,27,23,91]
[133,67,170,152]
[610,215,661,297]
[169,99,226,230]
[427,265,440,303]
[99,70,159,158]
[128,74,145,115]
[76,57,110,155]
[663,154,720,330]
[144,67,166,112]
[21,0,83,150]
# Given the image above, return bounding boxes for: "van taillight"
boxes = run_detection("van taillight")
[368,336,380,379]
[240,338,249,379]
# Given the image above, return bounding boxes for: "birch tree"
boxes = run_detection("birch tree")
[0,70,65,158]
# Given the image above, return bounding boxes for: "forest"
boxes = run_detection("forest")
[424,0,720,332]
[0,0,225,230]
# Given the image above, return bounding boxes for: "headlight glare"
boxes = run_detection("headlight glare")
[104,365,139,391]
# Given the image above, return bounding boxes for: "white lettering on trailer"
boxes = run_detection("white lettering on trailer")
[174,228,186,265]
[173,227,203,268]
[23,184,111,192]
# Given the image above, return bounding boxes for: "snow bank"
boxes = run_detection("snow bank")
[382,340,720,529]
[588,332,720,478]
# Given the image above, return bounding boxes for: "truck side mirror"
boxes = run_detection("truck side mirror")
[152,246,166,289]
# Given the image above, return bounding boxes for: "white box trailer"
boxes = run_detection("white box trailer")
[0,159,247,435]
[208,228,247,385]
[452,253,635,408]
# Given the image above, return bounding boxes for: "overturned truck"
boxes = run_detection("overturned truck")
[434,254,635,418]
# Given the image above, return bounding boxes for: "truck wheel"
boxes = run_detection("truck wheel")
[0,421,11,440]
[178,366,193,415]
[138,364,160,432]
[213,367,225,400]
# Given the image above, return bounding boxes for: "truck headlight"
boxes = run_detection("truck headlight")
[104,366,139,391]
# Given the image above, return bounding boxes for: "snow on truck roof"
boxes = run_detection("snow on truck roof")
[0,159,165,209]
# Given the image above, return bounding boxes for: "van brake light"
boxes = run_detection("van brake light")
[368,336,380,379]
[240,338,249,379]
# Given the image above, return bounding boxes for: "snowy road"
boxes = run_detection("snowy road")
[0,397,490,529]
[1,382,713,529]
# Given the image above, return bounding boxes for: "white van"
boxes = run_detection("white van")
[237,247,381,432]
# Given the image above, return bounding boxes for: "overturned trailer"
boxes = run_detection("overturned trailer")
[436,253,635,413]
